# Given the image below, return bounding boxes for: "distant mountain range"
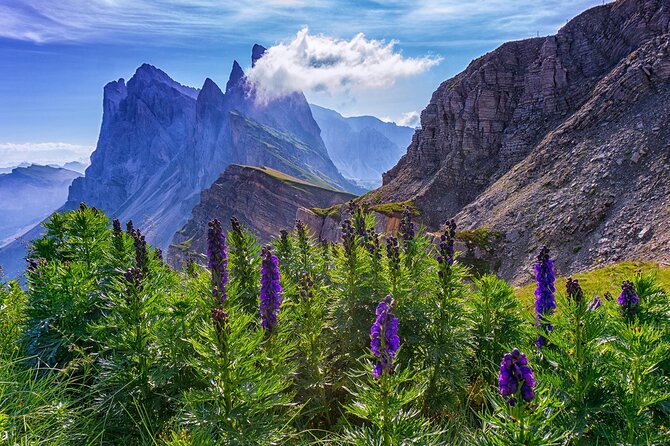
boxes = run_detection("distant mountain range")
[0,165,81,248]
[310,105,413,188]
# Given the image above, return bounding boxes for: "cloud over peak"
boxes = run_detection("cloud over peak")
[247,27,441,101]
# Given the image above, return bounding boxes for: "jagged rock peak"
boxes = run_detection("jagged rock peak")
[199,78,224,100]
[130,63,200,99]
[226,60,245,94]
[252,44,267,67]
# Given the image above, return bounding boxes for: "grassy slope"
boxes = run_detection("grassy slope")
[515,261,670,305]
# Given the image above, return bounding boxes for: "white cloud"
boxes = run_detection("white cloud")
[0,143,93,168]
[247,27,441,102]
[397,111,420,128]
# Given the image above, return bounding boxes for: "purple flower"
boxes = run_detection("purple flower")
[588,296,602,311]
[207,219,229,304]
[617,281,639,316]
[126,220,134,235]
[436,219,457,268]
[386,236,400,269]
[399,208,415,244]
[341,219,356,256]
[365,228,382,260]
[370,295,400,379]
[131,229,149,273]
[534,247,556,347]
[211,306,229,339]
[112,219,122,238]
[499,348,536,405]
[566,277,584,303]
[230,216,243,236]
[259,246,282,333]
[348,202,367,237]
[298,272,315,302]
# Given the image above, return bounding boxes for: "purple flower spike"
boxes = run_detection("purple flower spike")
[588,296,602,311]
[499,348,536,405]
[370,295,400,379]
[617,281,639,316]
[259,246,282,333]
[534,246,556,347]
[207,219,229,304]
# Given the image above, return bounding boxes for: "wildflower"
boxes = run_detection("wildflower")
[498,348,536,405]
[534,246,556,347]
[350,203,367,237]
[295,219,309,239]
[126,220,134,235]
[130,229,149,272]
[399,207,415,243]
[588,296,602,311]
[617,281,639,315]
[211,306,229,339]
[112,219,122,238]
[207,219,229,304]
[341,219,356,256]
[112,219,125,253]
[436,219,457,267]
[230,216,243,236]
[280,229,289,245]
[259,246,282,333]
[566,277,584,303]
[365,228,382,259]
[370,295,400,379]
[386,236,400,273]
[154,248,163,262]
[124,267,143,286]
[26,258,39,273]
[603,291,613,301]
[298,272,314,302]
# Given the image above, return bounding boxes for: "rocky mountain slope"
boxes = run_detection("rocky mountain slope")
[350,0,670,282]
[310,105,414,188]
[168,164,355,265]
[0,165,81,247]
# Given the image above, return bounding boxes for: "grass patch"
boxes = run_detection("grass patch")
[309,204,343,220]
[515,261,670,304]
[171,237,193,252]
[369,201,419,216]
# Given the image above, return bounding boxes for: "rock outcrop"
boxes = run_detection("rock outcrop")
[310,104,414,188]
[353,0,670,282]
[168,164,355,265]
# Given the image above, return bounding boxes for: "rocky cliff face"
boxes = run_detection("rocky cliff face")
[355,0,670,282]
[310,104,414,187]
[168,164,355,265]
[372,0,670,228]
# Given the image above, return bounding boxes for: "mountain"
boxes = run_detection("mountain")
[62,161,88,174]
[0,165,81,247]
[168,164,355,265]
[310,104,414,188]
[65,48,359,247]
[346,0,670,282]
[0,162,31,175]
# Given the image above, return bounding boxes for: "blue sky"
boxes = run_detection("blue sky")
[0,0,605,165]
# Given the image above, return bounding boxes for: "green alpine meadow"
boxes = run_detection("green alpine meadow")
[0,203,668,445]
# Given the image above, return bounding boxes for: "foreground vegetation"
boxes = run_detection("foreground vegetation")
[0,203,668,445]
